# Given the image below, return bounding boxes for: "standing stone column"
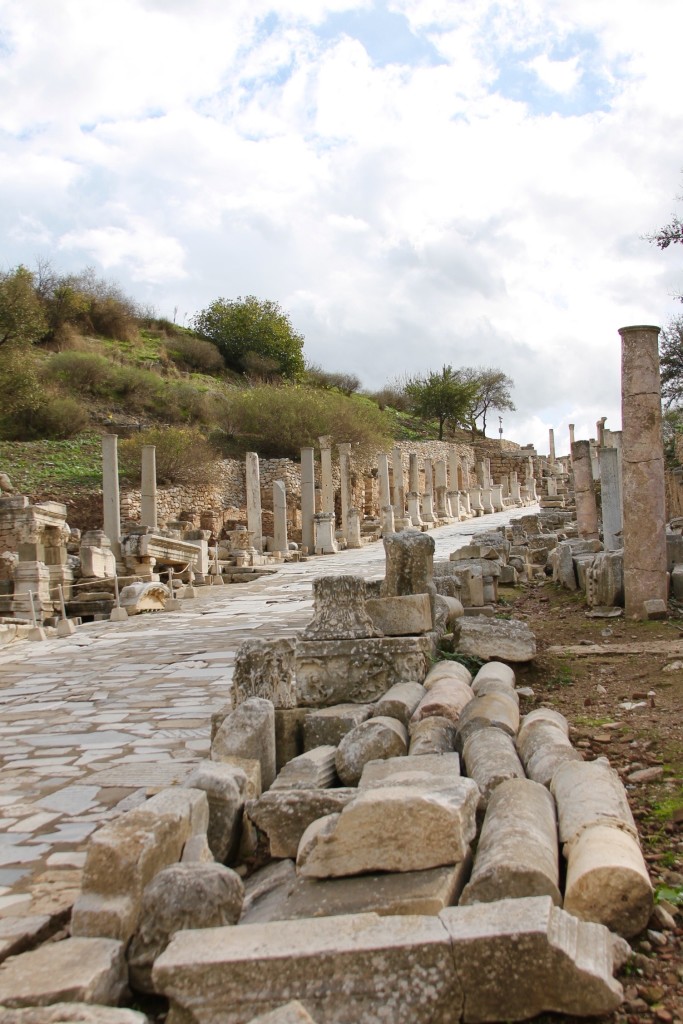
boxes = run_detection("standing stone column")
[300,447,316,554]
[102,434,121,559]
[347,508,362,548]
[548,429,556,464]
[434,459,450,518]
[246,452,263,554]
[469,485,484,516]
[140,444,157,530]
[338,442,352,540]
[596,417,607,448]
[272,480,288,556]
[377,453,391,510]
[599,447,623,552]
[318,436,334,517]
[571,440,599,541]
[510,471,522,504]
[422,459,436,524]
[407,453,423,527]
[568,424,576,463]
[392,447,405,515]
[619,325,667,618]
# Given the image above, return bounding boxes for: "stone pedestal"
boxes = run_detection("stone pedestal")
[448,491,462,520]
[490,484,504,512]
[407,492,423,528]
[13,561,53,621]
[381,505,395,536]
[347,508,362,549]
[619,325,667,618]
[246,452,263,554]
[460,490,472,517]
[303,575,380,641]
[510,473,522,504]
[469,487,484,516]
[314,513,338,555]
[421,492,436,524]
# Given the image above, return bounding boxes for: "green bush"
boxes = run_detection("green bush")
[111,365,162,408]
[49,351,114,396]
[223,385,394,459]
[165,335,225,374]
[118,427,218,485]
[7,397,90,440]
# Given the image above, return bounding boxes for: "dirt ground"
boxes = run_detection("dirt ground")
[504,579,683,1024]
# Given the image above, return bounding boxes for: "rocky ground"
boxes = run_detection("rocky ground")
[505,580,683,1024]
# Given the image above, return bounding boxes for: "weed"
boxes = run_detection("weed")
[545,661,574,689]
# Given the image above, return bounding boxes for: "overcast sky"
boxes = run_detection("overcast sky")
[1,0,682,455]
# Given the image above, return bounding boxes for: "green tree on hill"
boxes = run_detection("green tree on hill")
[192,295,305,380]
[0,266,47,349]
[404,365,480,440]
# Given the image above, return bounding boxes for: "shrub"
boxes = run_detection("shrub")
[165,335,225,374]
[305,364,362,395]
[223,385,394,459]
[111,366,162,408]
[49,351,113,396]
[166,382,231,425]
[6,395,91,440]
[118,427,218,485]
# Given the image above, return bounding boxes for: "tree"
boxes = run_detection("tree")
[404,365,479,440]
[192,295,305,380]
[0,266,47,349]
[461,367,516,435]
[659,316,683,407]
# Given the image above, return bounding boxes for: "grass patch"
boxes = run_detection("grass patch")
[0,432,103,493]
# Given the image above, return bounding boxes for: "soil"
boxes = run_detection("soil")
[506,579,683,1024]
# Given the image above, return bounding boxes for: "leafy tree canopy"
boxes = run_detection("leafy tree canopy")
[404,365,480,440]
[192,295,305,380]
[460,366,516,435]
[0,266,47,349]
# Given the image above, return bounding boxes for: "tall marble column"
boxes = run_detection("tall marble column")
[422,459,436,523]
[318,436,334,517]
[571,440,599,541]
[246,452,263,553]
[391,447,405,515]
[300,447,315,554]
[548,429,556,464]
[338,442,352,539]
[102,434,121,559]
[140,444,157,530]
[568,424,575,463]
[619,325,667,618]
[377,453,391,510]
[272,480,288,556]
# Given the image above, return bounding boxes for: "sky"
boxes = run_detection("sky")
[1,0,682,456]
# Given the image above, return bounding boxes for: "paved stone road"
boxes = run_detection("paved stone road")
[0,507,536,925]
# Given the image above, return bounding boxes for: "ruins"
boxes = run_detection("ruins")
[0,322,680,1022]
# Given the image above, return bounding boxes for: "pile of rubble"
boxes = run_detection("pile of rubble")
[0,529,652,1024]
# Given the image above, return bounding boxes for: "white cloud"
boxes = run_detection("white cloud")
[0,0,682,451]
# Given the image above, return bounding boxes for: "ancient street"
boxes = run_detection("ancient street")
[0,506,534,921]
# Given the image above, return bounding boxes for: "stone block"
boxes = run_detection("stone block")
[212,697,276,791]
[72,788,209,942]
[458,616,537,663]
[295,636,435,707]
[271,747,338,790]
[153,900,625,1024]
[119,581,169,614]
[153,912,462,1024]
[303,575,380,640]
[184,761,247,863]
[275,709,307,772]
[335,717,408,786]
[0,937,126,1008]
[240,861,298,924]
[671,563,683,600]
[302,704,372,751]
[297,779,479,877]
[586,550,624,608]
[358,752,460,790]
[274,860,471,921]
[423,660,472,689]
[232,639,298,709]
[0,1006,147,1024]
[440,896,625,1022]
[459,779,561,906]
[247,789,357,859]
[128,862,244,993]
[247,1003,317,1024]
[365,594,432,635]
